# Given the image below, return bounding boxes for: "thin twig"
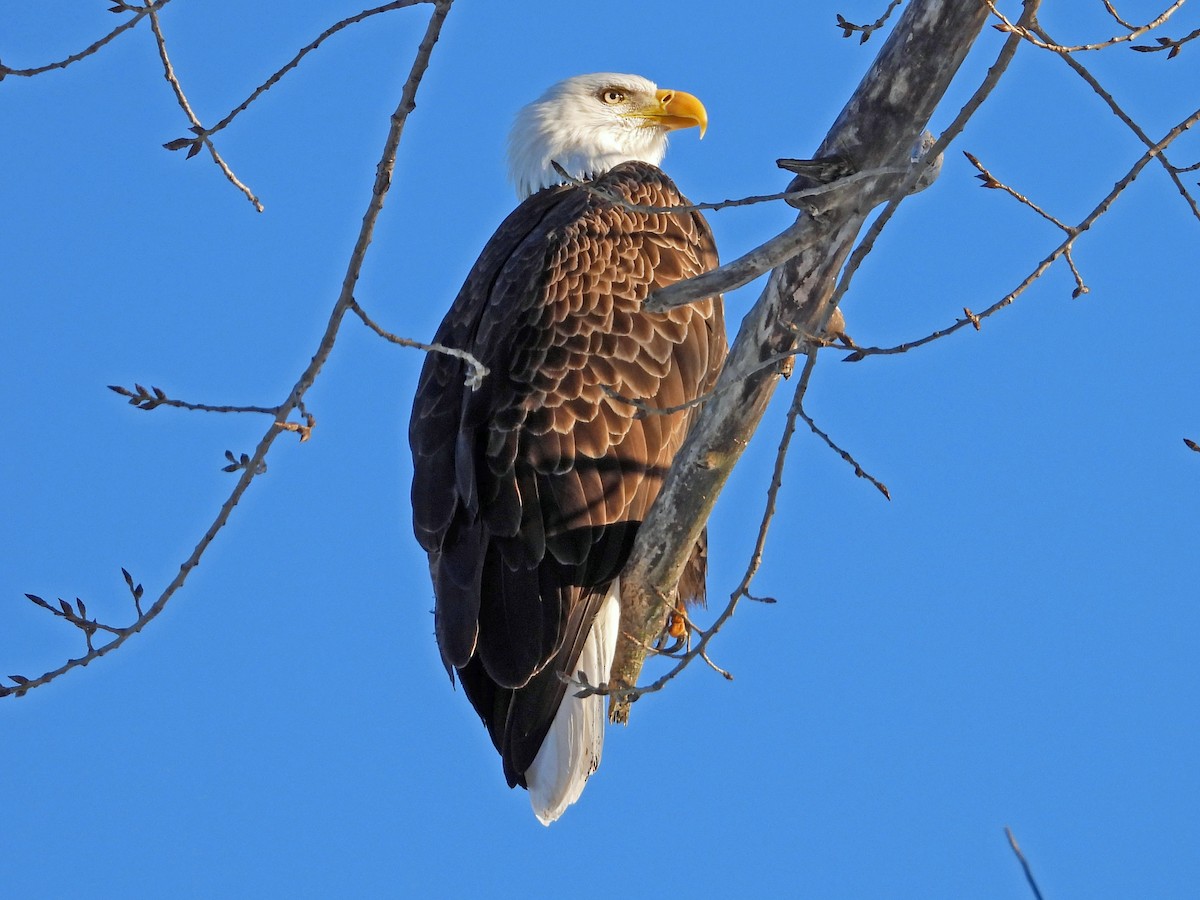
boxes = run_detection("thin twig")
[847,104,1200,361]
[1063,247,1089,298]
[835,1,905,44]
[642,166,912,312]
[0,0,176,79]
[348,298,489,388]
[1005,827,1047,900]
[22,593,128,637]
[552,159,910,218]
[202,0,435,139]
[1031,19,1200,223]
[1131,23,1200,56]
[698,646,734,681]
[963,151,1072,230]
[107,383,280,415]
[960,150,1090,296]
[1100,0,1137,30]
[984,0,1187,52]
[146,4,264,211]
[2,0,456,700]
[797,403,891,500]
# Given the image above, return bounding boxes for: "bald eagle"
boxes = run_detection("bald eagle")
[410,73,726,824]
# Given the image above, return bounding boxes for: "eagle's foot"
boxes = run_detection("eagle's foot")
[654,603,691,655]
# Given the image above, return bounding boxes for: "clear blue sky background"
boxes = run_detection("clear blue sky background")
[3,3,1198,898]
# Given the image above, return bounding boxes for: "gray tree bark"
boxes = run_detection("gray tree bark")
[611,0,992,722]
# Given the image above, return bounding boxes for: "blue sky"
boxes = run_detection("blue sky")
[3,2,1198,897]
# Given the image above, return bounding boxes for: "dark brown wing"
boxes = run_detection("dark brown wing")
[409,160,726,787]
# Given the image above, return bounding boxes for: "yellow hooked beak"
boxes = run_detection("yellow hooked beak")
[643,88,708,138]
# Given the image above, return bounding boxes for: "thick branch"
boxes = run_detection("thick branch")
[610,0,994,723]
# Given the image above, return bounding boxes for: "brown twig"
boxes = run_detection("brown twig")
[963,151,1071,230]
[22,592,127,637]
[106,383,315,441]
[797,403,891,500]
[960,150,1090,296]
[107,383,280,415]
[1005,827,1046,900]
[0,0,176,79]
[2,0,456,701]
[1100,0,1138,30]
[698,645,734,681]
[1132,23,1200,57]
[198,0,435,140]
[146,3,264,211]
[984,0,1187,52]
[835,1,905,44]
[348,298,489,388]
[1031,20,1200,223]
[641,166,913,312]
[846,104,1200,362]
[551,159,910,218]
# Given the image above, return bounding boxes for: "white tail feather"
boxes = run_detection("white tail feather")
[526,579,621,825]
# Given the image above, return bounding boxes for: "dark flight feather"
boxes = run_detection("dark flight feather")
[410,160,726,787]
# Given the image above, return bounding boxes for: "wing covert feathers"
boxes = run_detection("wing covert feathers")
[409,160,726,812]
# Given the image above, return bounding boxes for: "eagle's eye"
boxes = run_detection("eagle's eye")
[599,89,626,105]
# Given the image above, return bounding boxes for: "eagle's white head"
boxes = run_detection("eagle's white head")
[507,73,708,200]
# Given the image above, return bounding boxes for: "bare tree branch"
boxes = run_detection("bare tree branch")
[643,166,914,312]
[1100,1,1136,30]
[835,2,905,44]
[0,0,176,79]
[605,0,1041,719]
[2,0,455,700]
[348,298,489,387]
[963,151,1071,230]
[984,0,1187,52]
[551,158,910,219]
[797,401,891,500]
[1031,19,1200,224]
[147,3,264,211]
[107,383,280,416]
[191,0,436,141]
[609,0,997,724]
[821,1,1035,347]
[1005,827,1047,900]
[1131,23,1200,56]
[845,103,1200,362]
